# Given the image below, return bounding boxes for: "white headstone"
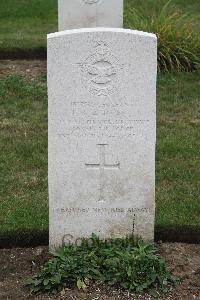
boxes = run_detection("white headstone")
[48,28,157,248]
[58,0,123,31]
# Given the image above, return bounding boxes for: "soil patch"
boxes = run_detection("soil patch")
[0,60,46,78]
[0,243,199,300]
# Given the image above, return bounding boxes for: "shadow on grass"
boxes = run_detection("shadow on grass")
[0,225,199,249]
[0,48,47,59]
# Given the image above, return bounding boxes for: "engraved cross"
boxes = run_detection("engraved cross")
[85,144,120,203]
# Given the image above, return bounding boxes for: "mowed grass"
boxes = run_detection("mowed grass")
[0,75,48,233]
[0,0,199,234]
[0,0,57,55]
[0,72,199,234]
[0,0,200,54]
[156,72,200,226]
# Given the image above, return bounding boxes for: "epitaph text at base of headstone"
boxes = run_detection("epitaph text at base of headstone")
[48,28,157,249]
[58,0,123,31]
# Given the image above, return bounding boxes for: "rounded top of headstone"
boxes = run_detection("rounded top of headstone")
[47,28,157,41]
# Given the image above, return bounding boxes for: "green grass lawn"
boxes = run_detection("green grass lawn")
[0,0,199,236]
[0,72,199,235]
[0,75,48,233]
[0,0,200,55]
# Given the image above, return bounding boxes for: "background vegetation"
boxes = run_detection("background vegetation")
[125,0,200,71]
[0,0,200,70]
[26,235,176,296]
[0,0,199,237]
[0,71,199,235]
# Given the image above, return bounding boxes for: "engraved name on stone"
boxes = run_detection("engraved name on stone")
[57,98,150,139]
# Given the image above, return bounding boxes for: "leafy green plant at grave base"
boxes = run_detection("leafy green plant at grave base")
[26,234,177,297]
[124,0,200,72]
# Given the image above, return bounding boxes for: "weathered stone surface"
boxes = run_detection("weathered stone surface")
[58,0,123,31]
[48,28,157,248]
